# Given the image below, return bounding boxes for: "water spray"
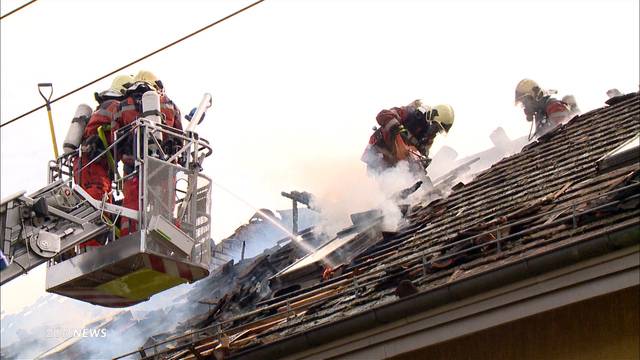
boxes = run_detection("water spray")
[210,180,317,255]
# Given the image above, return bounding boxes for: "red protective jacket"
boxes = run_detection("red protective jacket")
[113,90,183,236]
[84,99,119,140]
[372,104,441,158]
[375,106,412,143]
[160,95,182,131]
[112,92,183,160]
[523,96,570,137]
[76,99,120,195]
[74,99,121,247]
[114,93,182,130]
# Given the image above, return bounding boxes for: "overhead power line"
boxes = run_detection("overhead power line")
[0,0,266,128]
[0,0,39,20]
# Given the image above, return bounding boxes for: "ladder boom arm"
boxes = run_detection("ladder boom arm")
[1,183,111,285]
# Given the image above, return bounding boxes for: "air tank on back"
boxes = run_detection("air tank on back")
[141,90,162,125]
[141,90,163,154]
[62,104,92,154]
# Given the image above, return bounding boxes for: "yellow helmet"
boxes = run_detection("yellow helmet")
[133,70,160,89]
[110,75,133,94]
[515,79,541,104]
[432,104,454,133]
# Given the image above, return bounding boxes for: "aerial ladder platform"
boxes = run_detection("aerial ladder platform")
[1,92,214,307]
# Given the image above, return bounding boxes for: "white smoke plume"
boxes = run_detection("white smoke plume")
[309,159,424,237]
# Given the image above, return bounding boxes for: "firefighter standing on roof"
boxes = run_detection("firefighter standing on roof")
[361,100,455,173]
[114,70,183,236]
[515,79,580,138]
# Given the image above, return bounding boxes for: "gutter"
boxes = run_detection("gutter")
[233,222,639,360]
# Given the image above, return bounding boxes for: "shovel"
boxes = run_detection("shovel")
[38,83,59,159]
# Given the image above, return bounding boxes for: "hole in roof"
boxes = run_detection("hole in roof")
[273,221,384,288]
[597,133,639,172]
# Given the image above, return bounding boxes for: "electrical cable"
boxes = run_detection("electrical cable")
[0,0,266,128]
[0,0,38,20]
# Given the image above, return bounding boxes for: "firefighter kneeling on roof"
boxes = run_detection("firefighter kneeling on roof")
[515,79,580,139]
[114,70,183,237]
[361,99,455,176]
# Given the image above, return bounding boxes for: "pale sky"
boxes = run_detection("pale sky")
[1,0,638,316]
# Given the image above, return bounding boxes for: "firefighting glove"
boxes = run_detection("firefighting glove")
[162,138,176,157]
[117,134,134,158]
[81,135,105,161]
[420,157,432,169]
[417,143,429,157]
[161,138,187,165]
[400,126,421,148]
[186,107,206,125]
[395,125,411,142]
[121,154,135,174]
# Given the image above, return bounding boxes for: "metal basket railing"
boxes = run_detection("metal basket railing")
[46,118,214,267]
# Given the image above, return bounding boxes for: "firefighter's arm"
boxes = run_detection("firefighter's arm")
[173,104,183,131]
[376,108,401,127]
[414,141,432,169]
[378,108,412,139]
[81,135,105,161]
[417,135,435,157]
[162,100,184,157]
[84,102,113,139]
[112,101,134,160]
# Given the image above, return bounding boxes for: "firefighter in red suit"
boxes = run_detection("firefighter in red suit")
[361,100,455,173]
[515,79,575,138]
[114,70,182,236]
[76,75,132,247]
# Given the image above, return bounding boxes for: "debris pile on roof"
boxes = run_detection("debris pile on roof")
[35,210,321,359]
[119,227,328,359]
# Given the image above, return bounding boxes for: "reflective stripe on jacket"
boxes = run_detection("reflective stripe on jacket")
[84,99,119,143]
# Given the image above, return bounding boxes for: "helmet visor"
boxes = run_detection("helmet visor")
[432,120,446,134]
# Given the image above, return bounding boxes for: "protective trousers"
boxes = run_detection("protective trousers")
[74,155,112,248]
[120,174,139,237]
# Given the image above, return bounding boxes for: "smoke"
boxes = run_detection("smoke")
[0,293,120,359]
[309,159,424,237]
[35,283,207,359]
[41,207,323,359]
[305,127,532,240]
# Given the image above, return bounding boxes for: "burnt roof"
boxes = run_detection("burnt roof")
[131,93,640,359]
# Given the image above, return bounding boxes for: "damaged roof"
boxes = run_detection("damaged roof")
[119,93,640,360]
